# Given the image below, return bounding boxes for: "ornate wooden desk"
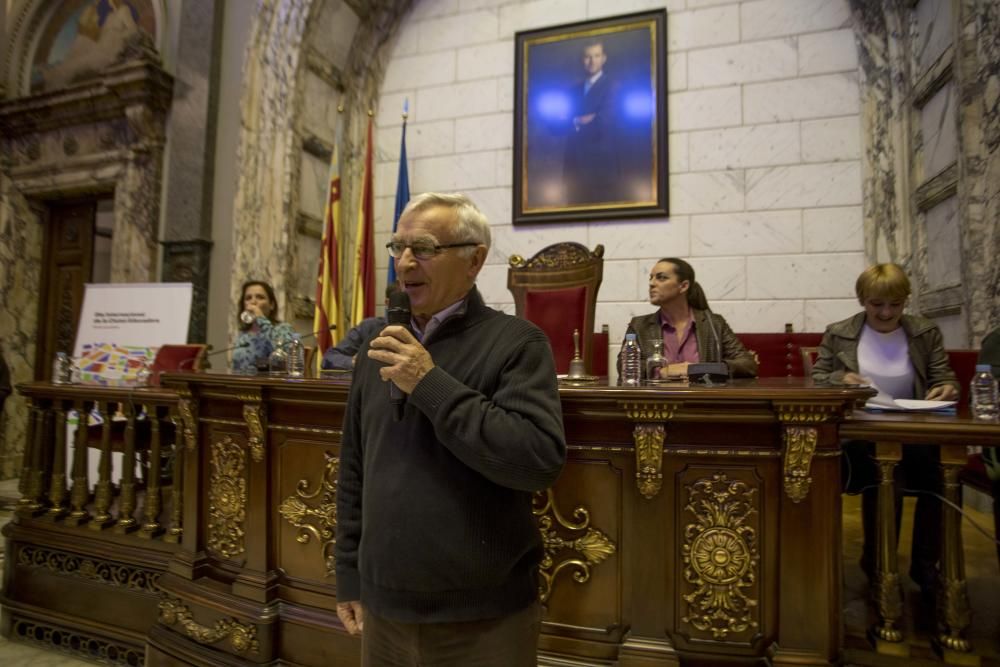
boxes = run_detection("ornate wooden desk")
[3,375,872,666]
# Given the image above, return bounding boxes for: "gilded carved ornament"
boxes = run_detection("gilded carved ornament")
[175,389,198,451]
[681,474,759,640]
[159,596,259,654]
[621,401,677,499]
[207,436,247,560]
[532,489,616,603]
[782,426,818,503]
[775,402,838,503]
[278,451,339,576]
[239,391,265,462]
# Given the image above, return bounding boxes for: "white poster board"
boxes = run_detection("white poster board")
[72,283,193,382]
[70,282,193,483]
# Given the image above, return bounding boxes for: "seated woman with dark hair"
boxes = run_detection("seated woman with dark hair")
[232,280,294,373]
[812,263,958,594]
[618,257,757,380]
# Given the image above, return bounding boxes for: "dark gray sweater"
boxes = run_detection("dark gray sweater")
[334,288,566,623]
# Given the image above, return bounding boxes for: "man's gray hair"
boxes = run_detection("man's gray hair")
[401,192,492,255]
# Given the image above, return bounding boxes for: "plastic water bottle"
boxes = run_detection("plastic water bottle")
[268,341,288,376]
[970,364,999,422]
[287,334,306,378]
[621,333,641,387]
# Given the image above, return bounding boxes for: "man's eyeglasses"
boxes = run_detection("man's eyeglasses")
[386,240,479,260]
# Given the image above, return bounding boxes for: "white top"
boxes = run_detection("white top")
[857,323,915,399]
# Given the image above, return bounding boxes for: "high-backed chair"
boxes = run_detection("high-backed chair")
[507,243,604,375]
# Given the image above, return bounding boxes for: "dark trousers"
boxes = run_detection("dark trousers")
[843,440,942,588]
[361,602,542,667]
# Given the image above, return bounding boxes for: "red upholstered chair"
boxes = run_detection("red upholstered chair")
[735,331,824,377]
[507,243,604,375]
[149,344,207,386]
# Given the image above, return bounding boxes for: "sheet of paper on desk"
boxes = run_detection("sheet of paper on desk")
[864,395,957,411]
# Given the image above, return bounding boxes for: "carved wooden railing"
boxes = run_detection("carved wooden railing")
[16,382,185,542]
[841,410,1000,664]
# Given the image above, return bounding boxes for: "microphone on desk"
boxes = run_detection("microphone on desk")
[687,309,729,384]
[187,324,338,371]
[385,290,411,422]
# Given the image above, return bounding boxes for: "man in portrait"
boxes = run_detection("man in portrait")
[562,40,624,206]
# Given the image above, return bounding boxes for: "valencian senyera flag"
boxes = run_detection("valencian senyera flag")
[388,102,410,287]
[351,115,376,325]
[313,130,345,372]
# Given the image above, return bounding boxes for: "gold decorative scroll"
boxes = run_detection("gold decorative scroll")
[621,401,676,499]
[278,451,339,576]
[176,389,198,451]
[634,423,665,499]
[17,545,160,593]
[159,597,259,654]
[773,401,842,424]
[239,392,265,462]
[532,489,616,603]
[207,436,246,559]
[782,426,818,503]
[682,474,759,640]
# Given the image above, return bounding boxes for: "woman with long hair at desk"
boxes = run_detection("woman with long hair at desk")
[232,280,294,373]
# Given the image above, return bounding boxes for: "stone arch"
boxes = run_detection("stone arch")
[228,0,411,336]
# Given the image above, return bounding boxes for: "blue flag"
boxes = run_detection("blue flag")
[387,115,409,286]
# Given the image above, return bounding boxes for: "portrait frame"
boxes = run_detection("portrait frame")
[513,10,668,226]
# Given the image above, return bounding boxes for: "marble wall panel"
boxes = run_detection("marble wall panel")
[919,82,958,179]
[746,162,861,209]
[747,253,865,299]
[741,0,851,41]
[744,73,860,123]
[377,91,415,128]
[382,51,457,92]
[457,42,514,81]
[301,70,340,145]
[689,123,800,171]
[799,29,857,75]
[668,52,687,91]
[915,0,952,74]
[417,11,499,52]
[0,176,43,478]
[494,148,512,187]
[456,113,512,152]
[601,259,648,302]
[669,87,743,131]
[498,0,588,38]
[589,217,691,263]
[801,117,861,162]
[463,187,512,227]
[668,5,740,52]
[714,299,805,333]
[412,150,499,191]
[415,79,498,120]
[393,19,420,57]
[804,298,860,332]
[671,171,746,214]
[924,196,962,289]
[410,0,461,21]
[803,206,864,252]
[691,210,802,256]
[589,0,685,19]
[693,256,747,300]
[299,152,329,220]
[688,39,798,89]
[490,220,588,267]
[497,76,514,111]
[668,132,690,173]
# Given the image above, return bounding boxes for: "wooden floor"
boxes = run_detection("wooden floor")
[0,478,997,666]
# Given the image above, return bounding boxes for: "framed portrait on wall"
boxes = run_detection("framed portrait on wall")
[513,10,668,225]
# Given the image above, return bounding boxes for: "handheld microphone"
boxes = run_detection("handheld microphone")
[386,290,411,422]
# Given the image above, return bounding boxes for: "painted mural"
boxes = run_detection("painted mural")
[30,0,157,93]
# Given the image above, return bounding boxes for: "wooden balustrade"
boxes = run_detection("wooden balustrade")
[14,382,184,541]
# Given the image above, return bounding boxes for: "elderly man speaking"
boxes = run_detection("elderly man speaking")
[335,192,566,666]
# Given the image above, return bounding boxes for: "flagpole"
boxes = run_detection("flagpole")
[388,99,410,287]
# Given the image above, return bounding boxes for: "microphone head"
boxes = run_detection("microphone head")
[386,290,411,327]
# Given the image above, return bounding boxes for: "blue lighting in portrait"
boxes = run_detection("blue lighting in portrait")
[621,88,654,120]
[534,89,572,121]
